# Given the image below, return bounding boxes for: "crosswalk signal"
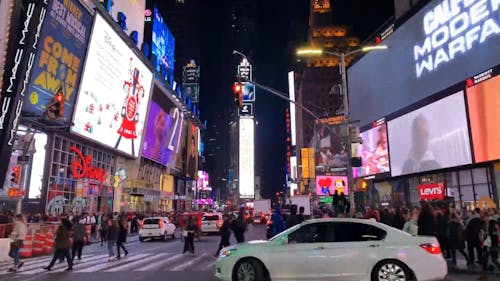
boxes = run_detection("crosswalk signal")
[11,165,21,186]
[45,88,65,120]
[233,82,243,108]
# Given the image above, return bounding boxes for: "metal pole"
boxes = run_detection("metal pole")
[340,53,355,215]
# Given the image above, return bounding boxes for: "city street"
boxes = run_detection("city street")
[0,224,491,281]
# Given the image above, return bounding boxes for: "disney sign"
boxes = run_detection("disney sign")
[69,146,107,188]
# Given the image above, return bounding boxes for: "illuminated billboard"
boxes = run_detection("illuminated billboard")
[151,6,175,85]
[316,175,349,196]
[110,0,146,48]
[388,92,472,177]
[348,0,500,126]
[197,171,209,190]
[467,73,500,162]
[0,0,14,93]
[239,118,255,198]
[71,14,153,157]
[22,0,92,124]
[141,83,184,166]
[186,122,199,179]
[354,122,390,177]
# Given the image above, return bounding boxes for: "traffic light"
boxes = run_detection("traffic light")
[233,82,243,108]
[11,165,20,186]
[45,87,65,120]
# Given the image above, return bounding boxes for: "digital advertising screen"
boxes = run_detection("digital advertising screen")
[242,82,255,102]
[185,122,199,179]
[0,0,14,93]
[348,0,500,126]
[141,83,184,166]
[314,120,348,175]
[110,0,145,48]
[355,122,390,177]
[71,14,153,157]
[239,118,255,199]
[467,73,500,163]
[152,6,175,85]
[22,0,92,124]
[388,92,472,177]
[197,171,209,190]
[316,175,349,196]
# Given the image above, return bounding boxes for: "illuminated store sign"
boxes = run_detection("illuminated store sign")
[70,146,108,188]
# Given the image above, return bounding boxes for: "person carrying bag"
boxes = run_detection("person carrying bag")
[8,214,28,272]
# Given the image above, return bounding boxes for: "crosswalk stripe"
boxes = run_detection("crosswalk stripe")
[0,254,93,274]
[199,260,216,271]
[75,254,148,273]
[134,254,184,271]
[48,254,110,273]
[18,254,108,275]
[170,253,208,271]
[104,253,169,272]
[0,256,53,271]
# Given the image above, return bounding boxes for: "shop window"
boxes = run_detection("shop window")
[460,185,475,203]
[459,170,472,185]
[445,172,458,186]
[472,168,489,184]
[475,184,491,199]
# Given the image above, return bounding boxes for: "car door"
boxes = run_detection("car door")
[265,222,334,280]
[321,222,387,281]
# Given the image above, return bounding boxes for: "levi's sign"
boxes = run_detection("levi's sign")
[418,182,445,201]
[414,0,500,78]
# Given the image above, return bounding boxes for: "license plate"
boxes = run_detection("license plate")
[148,233,152,236]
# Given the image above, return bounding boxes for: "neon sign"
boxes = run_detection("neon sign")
[69,146,107,188]
[414,0,500,78]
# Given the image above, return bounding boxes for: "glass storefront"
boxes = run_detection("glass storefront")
[46,135,116,216]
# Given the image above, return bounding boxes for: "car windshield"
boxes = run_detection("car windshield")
[203,215,219,221]
[143,219,160,224]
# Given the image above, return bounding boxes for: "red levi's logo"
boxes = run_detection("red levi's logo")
[418,183,445,201]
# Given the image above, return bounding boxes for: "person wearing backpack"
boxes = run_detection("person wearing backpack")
[448,212,469,266]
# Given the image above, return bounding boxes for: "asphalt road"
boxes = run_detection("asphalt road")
[0,224,494,281]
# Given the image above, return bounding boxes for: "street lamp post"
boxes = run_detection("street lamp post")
[297,45,387,214]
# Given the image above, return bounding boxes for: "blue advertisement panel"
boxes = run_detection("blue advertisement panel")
[22,0,92,123]
[152,6,175,85]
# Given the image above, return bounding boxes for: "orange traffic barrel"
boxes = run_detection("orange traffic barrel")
[33,232,46,256]
[19,234,33,258]
[44,231,54,254]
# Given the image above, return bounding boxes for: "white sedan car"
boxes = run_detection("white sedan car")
[138,217,176,242]
[216,218,447,281]
[201,213,223,234]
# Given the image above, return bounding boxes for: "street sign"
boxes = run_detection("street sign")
[17,155,30,164]
[238,103,253,116]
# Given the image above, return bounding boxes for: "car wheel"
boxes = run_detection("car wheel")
[372,260,412,281]
[139,237,145,242]
[234,259,266,281]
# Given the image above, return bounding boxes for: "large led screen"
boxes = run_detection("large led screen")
[71,14,153,157]
[186,122,199,179]
[152,6,175,85]
[355,123,390,177]
[314,120,348,175]
[467,74,500,162]
[110,0,145,48]
[239,118,255,199]
[141,83,184,166]
[388,92,472,177]
[348,0,500,126]
[316,176,349,196]
[23,0,92,123]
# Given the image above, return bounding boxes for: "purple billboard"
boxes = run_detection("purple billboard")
[141,101,174,165]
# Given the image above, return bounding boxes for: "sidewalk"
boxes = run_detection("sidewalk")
[448,256,500,277]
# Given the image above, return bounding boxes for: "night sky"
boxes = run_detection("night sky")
[198,0,395,199]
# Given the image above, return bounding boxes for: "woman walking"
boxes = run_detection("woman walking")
[183,217,197,256]
[100,215,109,246]
[44,218,73,271]
[72,219,87,261]
[116,217,129,259]
[107,220,119,261]
[448,212,469,267]
[8,214,27,272]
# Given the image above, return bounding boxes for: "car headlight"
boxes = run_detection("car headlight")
[219,248,237,258]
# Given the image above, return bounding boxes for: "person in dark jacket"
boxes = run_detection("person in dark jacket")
[183,217,197,256]
[100,215,109,246]
[231,208,247,243]
[107,220,119,261]
[417,201,437,236]
[72,220,87,260]
[116,217,129,259]
[436,208,450,258]
[478,217,500,281]
[297,206,306,223]
[286,205,299,229]
[216,215,232,256]
[329,190,340,217]
[466,209,484,264]
[44,218,73,271]
[393,208,406,230]
[448,212,469,266]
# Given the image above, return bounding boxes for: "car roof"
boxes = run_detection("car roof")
[301,218,384,228]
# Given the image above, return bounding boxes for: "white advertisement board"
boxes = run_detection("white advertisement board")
[71,14,153,157]
[239,118,255,198]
